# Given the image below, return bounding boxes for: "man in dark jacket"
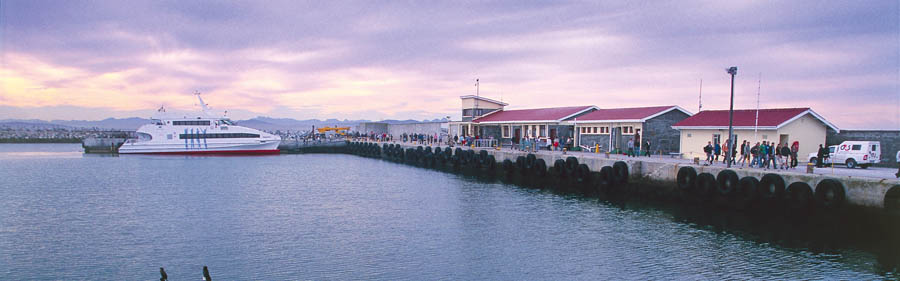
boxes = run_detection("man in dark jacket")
[644,139,652,157]
[816,144,826,168]
[703,141,713,164]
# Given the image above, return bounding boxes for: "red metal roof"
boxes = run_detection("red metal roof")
[672,108,811,128]
[473,105,594,123]
[576,106,682,121]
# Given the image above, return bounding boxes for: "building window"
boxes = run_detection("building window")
[502,125,510,138]
[622,126,634,134]
[712,134,721,144]
[539,125,546,137]
[687,133,692,138]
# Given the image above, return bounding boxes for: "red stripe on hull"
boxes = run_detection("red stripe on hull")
[124,149,280,155]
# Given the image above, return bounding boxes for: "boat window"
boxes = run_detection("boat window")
[137,132,153,141]
[173,120,211,126]
[178,133,259,139]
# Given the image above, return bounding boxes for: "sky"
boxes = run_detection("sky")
[1,1,898,128]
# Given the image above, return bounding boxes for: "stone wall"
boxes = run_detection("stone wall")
[357,122,389,135]
[643,109,691,154]
[387,122,446,138]
[828,129,900,166]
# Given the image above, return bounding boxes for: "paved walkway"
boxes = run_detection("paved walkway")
[366,140,900,181]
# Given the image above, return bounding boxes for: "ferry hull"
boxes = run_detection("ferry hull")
[118,140,281,155]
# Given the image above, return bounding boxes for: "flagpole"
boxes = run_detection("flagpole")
[754,73,761,140]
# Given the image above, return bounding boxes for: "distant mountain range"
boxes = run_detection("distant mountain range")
[0,117,449,131]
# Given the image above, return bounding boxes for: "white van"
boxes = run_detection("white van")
[808,141,881,169]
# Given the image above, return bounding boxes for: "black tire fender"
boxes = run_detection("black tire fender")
[597,166,613,193]
[759,173,786,201]
[612,161,629,185]
[695,172,717,201]
[786,182,814,210]
[575,164,591,184]
[533,158,548,177]
[716,170,739,196]
[676,166,697,191]
[814,179,846,209]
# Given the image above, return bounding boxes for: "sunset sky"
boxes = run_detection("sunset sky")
[1,1,898,128]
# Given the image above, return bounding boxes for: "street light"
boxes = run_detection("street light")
[726,66,738,168]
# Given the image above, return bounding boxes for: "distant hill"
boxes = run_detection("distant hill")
[0,116,450,132]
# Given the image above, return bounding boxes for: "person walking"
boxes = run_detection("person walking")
[760,141,769,169]
[713,141,721,163]
[750,142,760,168]
[781,144,791,170]
[644,139,652,157]
[627,138,635,157]
[816,144,826,168]
[768,142,778,169]
[704,141,713,165]
[721,139,729,164]
[790,141,799,169]
[739,140,747,167]
[895,150,900,178]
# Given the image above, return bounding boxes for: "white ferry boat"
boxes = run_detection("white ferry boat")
[118,95,281,155]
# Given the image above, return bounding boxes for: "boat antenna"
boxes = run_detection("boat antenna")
[194,91,215,117]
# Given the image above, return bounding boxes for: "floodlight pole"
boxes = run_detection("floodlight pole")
[726,66,738,168]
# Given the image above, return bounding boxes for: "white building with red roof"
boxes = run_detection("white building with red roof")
[573,106,692,153]
[671,108,839,160]
[449,95,692,153]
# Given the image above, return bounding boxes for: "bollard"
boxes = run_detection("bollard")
[563,148,567,155]
[807,162,815,174]
[605,152,610,159]
[693,157,700,165]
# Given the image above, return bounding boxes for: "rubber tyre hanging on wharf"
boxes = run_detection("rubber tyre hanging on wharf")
[483,155,497,173]
[694,173,717,202]
[597,166,613,194]
[502,159,515,176]
[734,177,760,210]
[758,173,786,203]
[479,150,488,166]
[612,161,629,185]
[533,159,548,178]
[565,157,579,176]
[515,156,527,174]
[575,164,591,184]
[525,154,536,171]
[785,182,814,211]
[676,166,697,191]
[716,170,739,196]
[814,179,845,209]
[553,159,567,178]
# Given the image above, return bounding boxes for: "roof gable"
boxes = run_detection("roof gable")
[671,108,838,131]
[473,105,595,123]
[574,105,690,122]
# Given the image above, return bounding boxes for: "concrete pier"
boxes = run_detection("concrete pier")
[352,141,900,213]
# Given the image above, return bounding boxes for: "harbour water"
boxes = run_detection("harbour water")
[1,144,897,280]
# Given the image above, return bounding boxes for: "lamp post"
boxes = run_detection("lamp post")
[726,66,738,168]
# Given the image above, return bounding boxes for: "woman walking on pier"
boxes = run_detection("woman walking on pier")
[713,141,721,163]
[790,141,799,169]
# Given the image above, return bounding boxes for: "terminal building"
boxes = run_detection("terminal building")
[671,108,839,160]
[449,95,691,154]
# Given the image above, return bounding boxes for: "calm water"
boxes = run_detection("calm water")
[1,143,898,280]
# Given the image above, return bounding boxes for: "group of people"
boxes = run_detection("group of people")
[703,139,800,169]
[624,138,652,157]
